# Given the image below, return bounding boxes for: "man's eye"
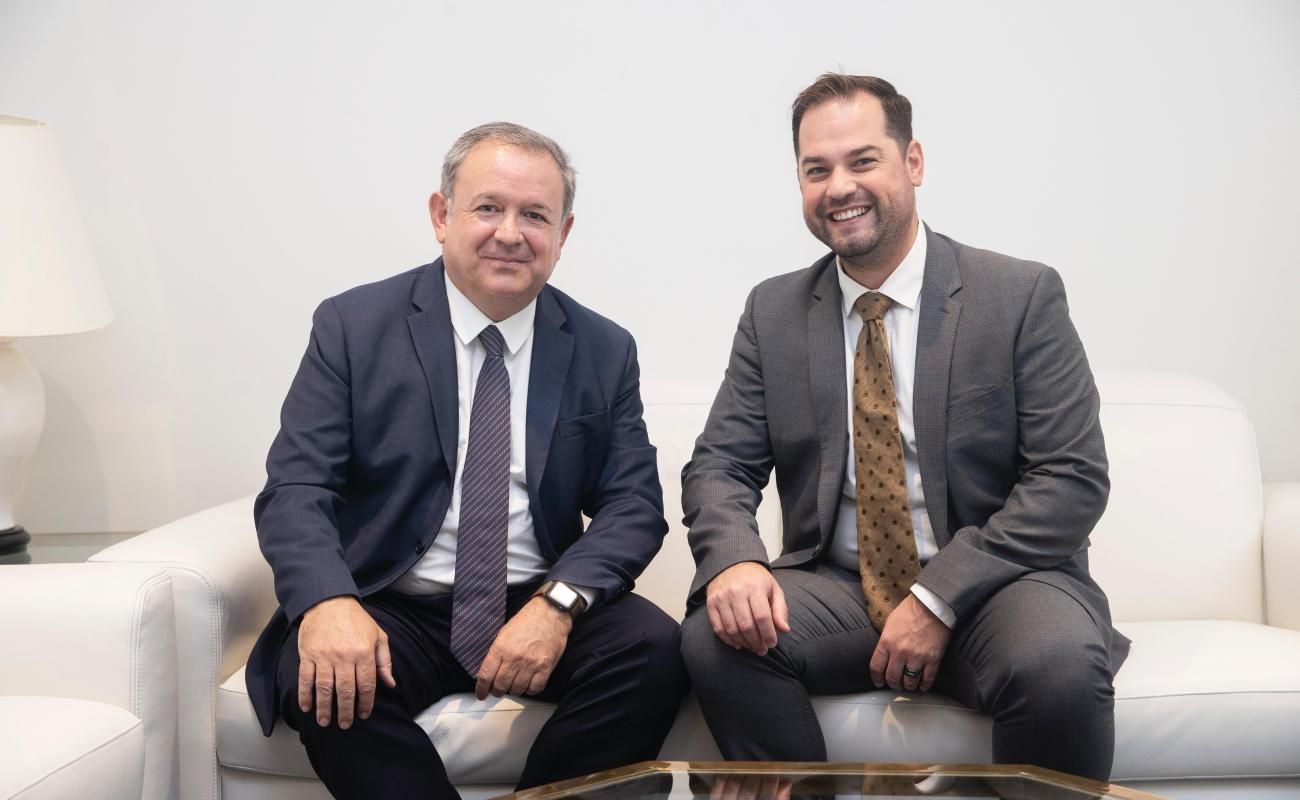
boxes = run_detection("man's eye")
[524,211,548,223]
[805,167,827,178]
[855,158,878,168]
[477,204,499,213]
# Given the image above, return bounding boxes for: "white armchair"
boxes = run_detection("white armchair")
[0,563,177,800]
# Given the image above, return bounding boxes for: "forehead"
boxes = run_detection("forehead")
[456,141,564,205]
[797,93,892,157]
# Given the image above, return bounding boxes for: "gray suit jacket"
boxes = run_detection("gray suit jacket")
[682,227,1128,669]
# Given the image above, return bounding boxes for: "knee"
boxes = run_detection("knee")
[680,607,746,683]
[995,636,1113,715]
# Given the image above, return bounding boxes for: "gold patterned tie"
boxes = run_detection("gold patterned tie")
[853,292,920,632]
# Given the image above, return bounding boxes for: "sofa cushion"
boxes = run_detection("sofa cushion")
[218,668,557,784]
[0,696,143,800]
[218,619,1300,785]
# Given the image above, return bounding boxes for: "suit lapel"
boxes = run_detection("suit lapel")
[407,260,460,474]
[807,255,848,546]
[525,287,573,499]
[913,228,962,545]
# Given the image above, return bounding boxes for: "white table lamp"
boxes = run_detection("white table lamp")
[0,115,113,561]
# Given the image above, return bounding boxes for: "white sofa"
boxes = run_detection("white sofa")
[0,563,178,800]
[92,371,1300,799]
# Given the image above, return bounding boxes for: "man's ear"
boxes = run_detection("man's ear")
[906,140,925,187]
[557,214,575,251]
[429,192,449,244]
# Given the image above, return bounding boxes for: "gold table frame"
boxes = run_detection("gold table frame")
[507,761,1165,799]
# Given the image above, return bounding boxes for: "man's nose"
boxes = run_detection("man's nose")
[494,212,523,245]
[828,167,857,201]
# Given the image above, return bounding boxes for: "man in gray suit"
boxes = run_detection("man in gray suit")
[680,74,1129,781]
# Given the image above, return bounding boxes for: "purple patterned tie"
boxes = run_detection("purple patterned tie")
[450,325,511,676]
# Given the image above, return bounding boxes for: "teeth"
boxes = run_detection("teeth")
[831,207,867,221]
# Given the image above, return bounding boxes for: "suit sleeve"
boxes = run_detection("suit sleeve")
[681,288,776,602]
[544,335,669,603]
[918,266,1109,621]
[253,299,360,624]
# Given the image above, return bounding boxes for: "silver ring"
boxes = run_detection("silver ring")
[902,667,921,679]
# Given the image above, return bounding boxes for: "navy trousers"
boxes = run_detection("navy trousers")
[276,584,688,799]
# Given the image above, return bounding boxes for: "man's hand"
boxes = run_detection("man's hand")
[298,596,397,730]
[705,562,790,656]
[475,596,571,700]
[869,593,950,692]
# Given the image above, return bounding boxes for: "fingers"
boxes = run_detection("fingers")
[770,581,791,634]
[919,659,939,693]
[376,636,397,689]
[869,642,888,688]
[707,601,739,649]
[526,666,552,696]
[298,659,315,714]
[355,657,377,722]
[475,651,502,701]
[314,662,335,726]
[492,658,522,698]
[334,664,357,730]
[712,600,744,650]
[746,594,778,654]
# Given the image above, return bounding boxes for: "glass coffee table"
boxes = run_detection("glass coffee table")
[506,761,1164,799]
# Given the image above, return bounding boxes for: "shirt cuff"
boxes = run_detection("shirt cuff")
[570,584,598,612]
[910,583,956,628]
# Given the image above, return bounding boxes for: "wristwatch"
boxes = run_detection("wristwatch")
[536,580,587,618]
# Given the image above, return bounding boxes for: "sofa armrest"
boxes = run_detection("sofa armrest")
[1264,482,1300,631]
[0,563,177,800]
[91,495,275,800]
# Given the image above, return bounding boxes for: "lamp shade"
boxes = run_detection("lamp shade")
[0,115,112,337]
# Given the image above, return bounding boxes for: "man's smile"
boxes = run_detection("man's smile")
[830,205,871,222]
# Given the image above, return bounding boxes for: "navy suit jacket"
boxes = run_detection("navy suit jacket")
[246,259,667,734]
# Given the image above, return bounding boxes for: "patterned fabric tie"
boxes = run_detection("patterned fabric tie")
[852,292,921,632]
[450,325,511,676]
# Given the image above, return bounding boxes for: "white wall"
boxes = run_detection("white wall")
[2,0,1298,533]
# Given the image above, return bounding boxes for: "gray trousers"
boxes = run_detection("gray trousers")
[681,563,1116,781]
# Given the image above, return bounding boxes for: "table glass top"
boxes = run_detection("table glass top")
[507,762,1163,800]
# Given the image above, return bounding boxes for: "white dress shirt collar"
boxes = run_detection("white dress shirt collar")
[444,273,537,355]
[836,219,927,317]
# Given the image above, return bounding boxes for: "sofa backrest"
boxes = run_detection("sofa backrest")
[637,370,1265,626]
[1090,371,1264,624]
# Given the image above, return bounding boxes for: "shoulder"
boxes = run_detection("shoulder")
[543,284,635,349]
[324,263,429,316]
[930,231,1063,303]
[749,254,836,305]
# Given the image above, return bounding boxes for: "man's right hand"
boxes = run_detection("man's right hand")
[705,562,790,656]
[297,596,397,730]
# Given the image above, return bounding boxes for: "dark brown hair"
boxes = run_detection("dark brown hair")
[791,73,913,155]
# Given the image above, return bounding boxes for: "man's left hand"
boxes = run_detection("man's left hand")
[475,596,572,700]
[869,594,951,692]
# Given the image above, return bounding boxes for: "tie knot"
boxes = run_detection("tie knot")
[854,291,893,323]
[478,325,505,358]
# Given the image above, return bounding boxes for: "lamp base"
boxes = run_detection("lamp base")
[0,526,31,564]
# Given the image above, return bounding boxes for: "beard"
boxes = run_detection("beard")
[807,199,915,268]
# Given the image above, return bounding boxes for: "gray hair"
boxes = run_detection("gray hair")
[439,121,577,219]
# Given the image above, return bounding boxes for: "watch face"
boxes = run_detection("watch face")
[549,582,579,609]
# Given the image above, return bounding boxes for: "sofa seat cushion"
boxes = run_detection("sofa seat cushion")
[1110,620,1300,781]
[668,619,1300,783]
[0,696,144,800]
[218,668,558,784]
[218,619,1300,786]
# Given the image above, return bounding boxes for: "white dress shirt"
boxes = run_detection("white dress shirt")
[391,275,591,604]
[828,219,956,627]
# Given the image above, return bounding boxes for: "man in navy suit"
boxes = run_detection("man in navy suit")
[246,122,687,799]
